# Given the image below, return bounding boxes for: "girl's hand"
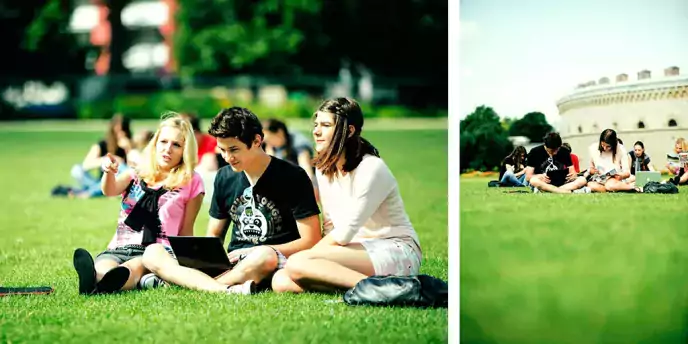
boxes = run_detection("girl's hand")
[102,153,119,174]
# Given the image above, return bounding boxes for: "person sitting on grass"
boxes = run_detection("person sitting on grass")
[525,132,588,194]
[626,141,654,183]
[667,160,687,186]
[499,146,527,186]
[561,142,580,173]
[72,114,204,295]
[262,118,319,200]
[270,97,422,294]
[55,113,132,198]
[126,130,154,168]
[141,107,322,295]
[666,137,687,176]
[584,129,637,193]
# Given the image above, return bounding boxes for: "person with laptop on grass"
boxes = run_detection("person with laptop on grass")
[269,97,422,294]
[524,132,588,194]
[626,140,654,183]
[142,107,322,295]
[72,114,205,295]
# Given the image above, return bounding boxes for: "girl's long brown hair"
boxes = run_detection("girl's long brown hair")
[313,98,379,181]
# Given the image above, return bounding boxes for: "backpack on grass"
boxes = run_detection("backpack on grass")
[343,274,448,308]
[643,181,679,194]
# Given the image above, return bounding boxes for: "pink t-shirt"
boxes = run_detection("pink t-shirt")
[106,171,205,249]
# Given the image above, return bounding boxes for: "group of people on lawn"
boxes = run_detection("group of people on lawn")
[499,130,688,194]
[72,97,422,296]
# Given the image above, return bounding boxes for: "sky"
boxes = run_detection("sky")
[458,0,688,126]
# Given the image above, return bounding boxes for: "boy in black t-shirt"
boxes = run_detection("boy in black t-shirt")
[143,107,322,295]
[525,132,588,194]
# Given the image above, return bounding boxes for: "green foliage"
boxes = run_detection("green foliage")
[174,0,321,77]
[501,116,516,131]
[75,91,442,120]
[23,0,65,51]
[509,111,554,143]
[19,0,86,77]
[460,106,513,172]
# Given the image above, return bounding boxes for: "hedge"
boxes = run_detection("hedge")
[76,91,447,120]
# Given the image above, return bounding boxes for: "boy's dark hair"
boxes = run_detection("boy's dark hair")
[543,132,562,149]
[208,107,264,148]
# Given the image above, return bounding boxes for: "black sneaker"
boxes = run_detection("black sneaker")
[73,248,97,295]
[95,266,130,294]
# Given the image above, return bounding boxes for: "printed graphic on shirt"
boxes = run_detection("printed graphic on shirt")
[540,156,565,173]
[229,187,283,245]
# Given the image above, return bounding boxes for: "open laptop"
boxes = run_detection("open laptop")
[634,171,662,187]
[546,169,569,187]
[167,236,233,277]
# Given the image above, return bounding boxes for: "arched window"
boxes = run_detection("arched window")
[612,122,618,129]
[578,126,582,134]
[638,121,645,129]
[668,119,677,127]
[592,123,599,132]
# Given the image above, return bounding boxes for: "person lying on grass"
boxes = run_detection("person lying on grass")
[142,107,322,295]
[525,132,588,194]
[271,97,423,294]
[584,129,638,193]
[72,114,204,295]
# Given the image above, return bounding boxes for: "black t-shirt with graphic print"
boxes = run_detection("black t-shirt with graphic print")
[526,144,573,175]
[209,157,320,253]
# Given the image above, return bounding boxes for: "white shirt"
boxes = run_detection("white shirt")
[588,142,630,174]
[317,154,420,248]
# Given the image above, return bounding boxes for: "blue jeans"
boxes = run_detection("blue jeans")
[500,171,526,186]
[71,163,130,198]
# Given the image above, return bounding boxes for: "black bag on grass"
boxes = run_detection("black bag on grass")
[643,181,679,194]
[343,275,448,308]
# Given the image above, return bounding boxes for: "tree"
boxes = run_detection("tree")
[460,106,513,172]
[174,0,321,78]
[508,112,554,143]
[500,116,516,131]
[5,0,86,78]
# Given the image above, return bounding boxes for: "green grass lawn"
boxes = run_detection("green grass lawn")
[460,177,688,344]
[0,128,448,343]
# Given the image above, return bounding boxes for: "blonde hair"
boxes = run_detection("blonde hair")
[137,113,198,190]
[676,137,688,152]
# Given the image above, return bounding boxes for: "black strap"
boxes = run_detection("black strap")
[123,180,169,246]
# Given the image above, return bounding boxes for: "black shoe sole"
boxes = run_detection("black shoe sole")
[95,266,130,294]
[73,248,96,295]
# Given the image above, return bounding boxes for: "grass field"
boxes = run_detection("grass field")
[460,177,688,344]
[0,127,448,343]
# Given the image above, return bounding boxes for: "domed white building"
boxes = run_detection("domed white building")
[557,66,688,172]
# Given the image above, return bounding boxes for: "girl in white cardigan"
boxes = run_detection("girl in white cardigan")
[585,129,637,192]
[272,97,422,293]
